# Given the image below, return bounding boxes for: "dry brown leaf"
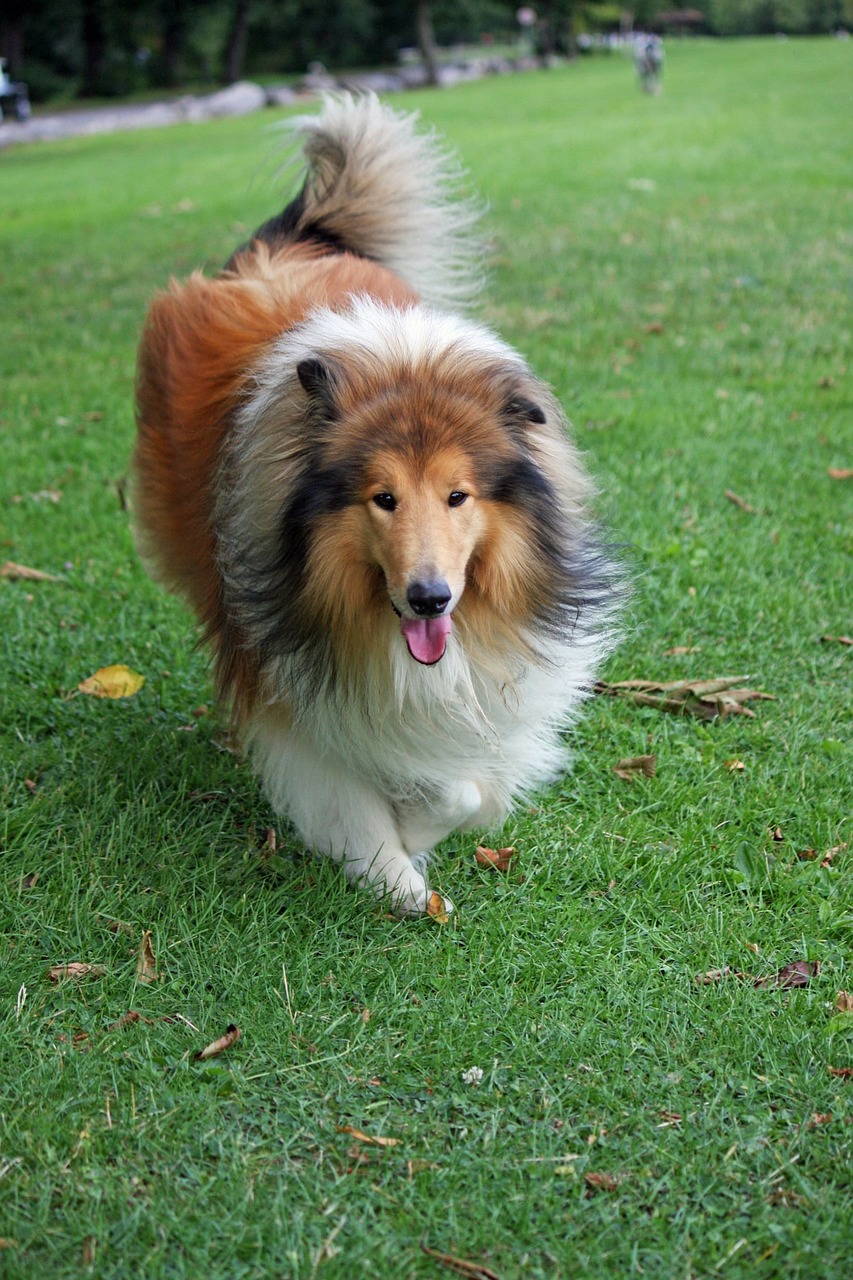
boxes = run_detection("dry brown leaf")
[48,962,105,982]
[585,1171,620,1192]
[827,467,853,480]
[474,845,517,872]
[136,930,158,984]
[726,758,746,772]
[78,664,145,699]
[0,560,59,582]
[835,992,853,1013]
[657,1111,683,1127]
[695,966,736,984]
[419,1240,501,1280]
[697,961,820,990]
[828,1066,853,1079]
[336,1125,399,1147]
[426,890,450,922]
[753,960,820,990]
[195,1024,241,1061]
[820,843,846,867]
[613,755,656,781]
[820,635,853,646]
[20,871,39,889]
[724,489,758,513]
[595,676,774,720]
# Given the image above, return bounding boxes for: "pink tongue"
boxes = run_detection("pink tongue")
[400,614,452,665]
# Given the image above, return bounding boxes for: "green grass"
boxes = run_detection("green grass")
[1,36,851,1280]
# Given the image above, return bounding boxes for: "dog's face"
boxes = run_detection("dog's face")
[359,445,486,664]
[225,343,582,681]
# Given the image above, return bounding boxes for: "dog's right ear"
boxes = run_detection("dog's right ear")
[297,357,340,419]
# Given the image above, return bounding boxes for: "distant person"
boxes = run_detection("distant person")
[635,34,664,95]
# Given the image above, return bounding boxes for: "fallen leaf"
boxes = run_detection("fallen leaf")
[808,1112,833,1127]
[585,1171,619,1192]
[766,1188,809,1208]
[771,826,785,841]
[724,489,758,514]
[726,759,746,772]
[136,930,158,984]
[827,467,852,479]
[336,1125,399,1147]
[360,1007,371,1024]
[195,1024,241,1061]
[820,843,846,867]
[78,664,145,699]
[613,755,656,781]
[107,1011,155,1030]
[419,1240,501,1280]
[48,962,106,982]
[474,845,517,872]
[835,992,853,1013]
[753,960,820,989]
[20,871,39,889]
[820,635,853,646]
[595,676,774,720]
[695,966,735,984]
[0,560,59,582]
[427,890,450,922]
[657,1111,682,1127]
[828,1067,853,1079]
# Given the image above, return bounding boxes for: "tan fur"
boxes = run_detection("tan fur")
[133,242,418,715]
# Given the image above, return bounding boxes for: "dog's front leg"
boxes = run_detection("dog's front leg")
[256,730,453,917]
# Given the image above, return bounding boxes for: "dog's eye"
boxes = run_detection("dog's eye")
[372,492,397,512]
[448,491,468,508]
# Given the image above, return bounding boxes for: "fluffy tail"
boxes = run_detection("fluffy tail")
[247,93,484,311]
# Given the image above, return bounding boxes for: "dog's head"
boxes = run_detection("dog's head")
[291,342,590,668]
[220,305,598,683]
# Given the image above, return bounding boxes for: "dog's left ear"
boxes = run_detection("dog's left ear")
[297,356,341,420]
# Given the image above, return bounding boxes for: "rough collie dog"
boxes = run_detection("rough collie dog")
[133,94,617,917]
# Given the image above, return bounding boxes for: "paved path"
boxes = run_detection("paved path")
[0,81,299,151]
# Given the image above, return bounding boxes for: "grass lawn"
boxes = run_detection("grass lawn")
[1,35,851,1280]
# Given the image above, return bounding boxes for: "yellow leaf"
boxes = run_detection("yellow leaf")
[336,1125,399,1147]
[79,664,145,699]
[426,891,450,922]
[1,560,58,582]
[136,930,158,983]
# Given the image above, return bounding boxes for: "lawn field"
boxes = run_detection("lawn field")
[1,36,851,1280]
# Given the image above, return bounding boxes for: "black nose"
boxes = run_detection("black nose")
[407,578,452,617]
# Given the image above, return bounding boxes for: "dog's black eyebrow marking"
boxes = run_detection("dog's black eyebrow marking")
[505,396,547,426]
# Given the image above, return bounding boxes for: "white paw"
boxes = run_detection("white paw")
[386,872,454,920]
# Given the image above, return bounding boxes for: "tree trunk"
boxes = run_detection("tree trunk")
[415,1,439,87]
[160,0,189,89]
[80,0,107,96]
[222,0,251,85]
[0,6,26,80]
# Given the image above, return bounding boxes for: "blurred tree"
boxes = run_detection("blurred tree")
[222,0,251,83]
